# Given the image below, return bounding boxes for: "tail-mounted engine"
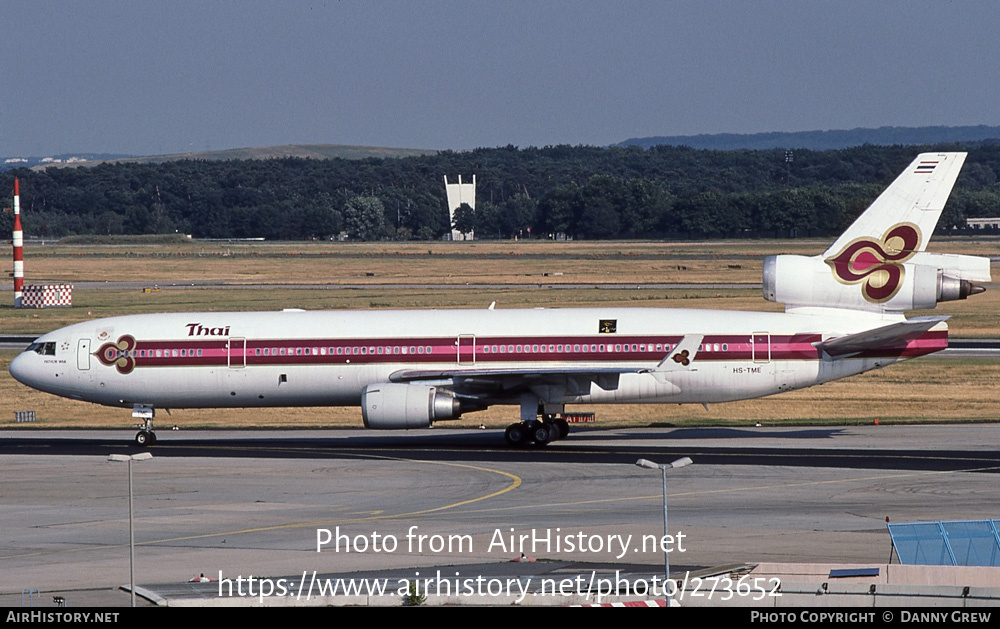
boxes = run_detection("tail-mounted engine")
[763,252,989,312]
[361,383,462,429]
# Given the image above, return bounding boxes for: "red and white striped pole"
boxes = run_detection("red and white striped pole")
[13,178,24,308]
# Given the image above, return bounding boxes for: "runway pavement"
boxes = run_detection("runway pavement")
[2,424,998,606]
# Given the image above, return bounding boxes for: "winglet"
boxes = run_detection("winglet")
[645,334,703,383]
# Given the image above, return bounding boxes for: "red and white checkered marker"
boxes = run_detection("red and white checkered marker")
[22,284,73,308]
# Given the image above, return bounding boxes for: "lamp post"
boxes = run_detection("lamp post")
[108,452,153,607]
[636,457,692,600]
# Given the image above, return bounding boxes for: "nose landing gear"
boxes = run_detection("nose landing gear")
[135,425,157,446]
[132,405,158,447]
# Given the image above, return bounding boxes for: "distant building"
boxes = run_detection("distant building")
[444,175,475,240]
[966,218,1000,230]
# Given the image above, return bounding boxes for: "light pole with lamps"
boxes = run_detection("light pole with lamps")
[636,457,692,601]
[108,452,153,607]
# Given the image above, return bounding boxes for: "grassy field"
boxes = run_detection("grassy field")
[1,238,997,430]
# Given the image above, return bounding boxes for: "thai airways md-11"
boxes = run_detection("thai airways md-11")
[9,153,990,446]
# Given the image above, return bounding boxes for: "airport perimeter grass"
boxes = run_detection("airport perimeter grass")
[1,239,997,430]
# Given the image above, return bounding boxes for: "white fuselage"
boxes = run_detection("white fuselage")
[9,306,946,415]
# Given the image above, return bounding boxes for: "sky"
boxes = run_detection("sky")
[3,1,999,157]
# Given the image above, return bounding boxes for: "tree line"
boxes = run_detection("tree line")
[3,143,999,241]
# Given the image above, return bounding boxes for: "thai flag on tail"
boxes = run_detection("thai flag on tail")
[914,161,937,174]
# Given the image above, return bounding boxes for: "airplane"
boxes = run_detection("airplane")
[9,152,991,447]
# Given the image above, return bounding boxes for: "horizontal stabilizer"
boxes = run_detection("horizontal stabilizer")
[814,316,948,358]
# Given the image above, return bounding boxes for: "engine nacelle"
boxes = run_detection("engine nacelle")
[763,253,988,312]
[361,383,462,429]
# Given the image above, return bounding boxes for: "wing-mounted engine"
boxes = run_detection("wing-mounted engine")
[763,251,989,313]
[361,383,462,429]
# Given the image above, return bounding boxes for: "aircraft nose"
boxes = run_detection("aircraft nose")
[9,351,36,387]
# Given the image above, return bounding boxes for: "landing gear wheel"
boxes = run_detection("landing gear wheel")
[529,423,551,446]
[134,414,157,447]
[504,423,528,447]
[552,418,570,440]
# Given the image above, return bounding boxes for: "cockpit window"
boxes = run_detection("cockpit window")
[28,342,57,356]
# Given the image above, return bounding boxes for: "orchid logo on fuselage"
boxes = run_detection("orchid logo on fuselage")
[824,223,921,303]
[95,335,137,374]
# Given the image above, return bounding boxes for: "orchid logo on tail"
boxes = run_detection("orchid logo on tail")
[824,223,921,303]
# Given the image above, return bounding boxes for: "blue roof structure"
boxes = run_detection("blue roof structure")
[888,520,1000,567]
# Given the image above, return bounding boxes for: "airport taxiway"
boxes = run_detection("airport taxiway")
[2,424,998,606]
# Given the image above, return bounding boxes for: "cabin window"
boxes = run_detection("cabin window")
[197,349,203,357]
[722,344,729,352]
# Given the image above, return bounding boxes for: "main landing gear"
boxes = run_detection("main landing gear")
[504,415,570,447]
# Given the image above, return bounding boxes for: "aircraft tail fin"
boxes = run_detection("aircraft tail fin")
[822,152,967,258]
[763,152,990,313]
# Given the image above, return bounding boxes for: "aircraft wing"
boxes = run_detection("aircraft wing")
[814,316,948,358]
[389,365,637,395]
[389,334,708,396]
